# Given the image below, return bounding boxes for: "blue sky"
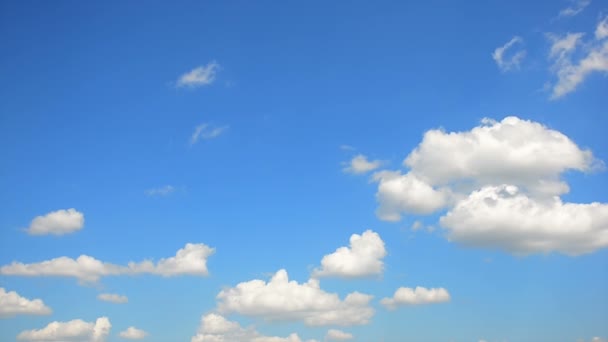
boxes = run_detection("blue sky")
[0,1,607,341]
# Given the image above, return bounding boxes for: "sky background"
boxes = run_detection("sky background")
[0,1,607,341]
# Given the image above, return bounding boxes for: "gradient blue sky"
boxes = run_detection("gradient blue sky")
[1,1,607,341]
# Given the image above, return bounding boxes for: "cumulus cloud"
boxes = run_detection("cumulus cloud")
[380,286,451,309]
[191,313,317,342]
[492,36,526,72]
[17,316,111,341]
[373,170,451,220]
[343,154,382,174]
[325,329,353,341]
[190,123,228,145]
[25,208,84,236]
[374,116,597,220]
[440,185,608,255]
[144,185,175,197]
[119,327,148,340]
[97,293,128,304]
[548,17,608,99]
[370,116,607,255]
[312,230,386,278]
[217,269,374,326]
[177,61,220,88]
[0,243,215,284]
[557,0,591,18]
[0,288,52,318]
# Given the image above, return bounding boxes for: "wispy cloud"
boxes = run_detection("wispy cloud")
[557,0,591,18]
[190,123,228,145]
[548,16,608,99]
[492,36,526,72]
[145,185,175,197]
[176,61,220,88]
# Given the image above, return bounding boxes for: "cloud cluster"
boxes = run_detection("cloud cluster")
[0,243,215,283]
[177,62,220,88]
[343,154,382,174]
[380,286,451,309]
[0,288,52,318]
[371,116,608,255]
[17,317,111,341]
[313,230,386,278]
[191,313,317,342]
[217,269,374,326]
[97,293,128,304]
[26,208,84,236]
[119,326,148,340]
[549,16,608,98]
[492,36,526,72]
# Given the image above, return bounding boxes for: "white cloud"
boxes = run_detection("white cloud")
[312,230,386,278]
[492,36,526,72]
[373,170,451,220]
[97,293,128,304]
[0,288,52,318]
[190,123,228,145]
[549,17,608,99]
[0,243,215,284]
[144,185,175,197]
[25,208,84,236]
[191,313,317,342]
[557,0,591,18]
[177,62,220,88]
[440,185,608,255]
[119,327,148,340]
[370,116,607,255]
[343,154,382,174]
[380,286,451,309]
[17,316,111,341]
[411,220,423,232]
[326,329,353,341]
[216,269,374,326]
[591,338,608,342]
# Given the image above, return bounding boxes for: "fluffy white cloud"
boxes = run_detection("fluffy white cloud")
[217,269,374,326]
[557,0,591,18]
[380,286,451,309]
[0,243,215,284]
[403,117,595,191]
[119,327,148,340]
[177,62,220,88]
[312,230,386,278]
[190,123,228,145]
[97,293,128,304]
[26,208,84,236]
[549,17,608,99]
[371,116,607,255]
[373,170,451,220]
[325,329,353,341]
[492,36,526,72]
[374,116,597,220]
[144,185,175,197]
[440,185,608,255]
[0,288,52,318]
[17,316,111,341]
[191,313,317,342]
[343,154,382,174]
